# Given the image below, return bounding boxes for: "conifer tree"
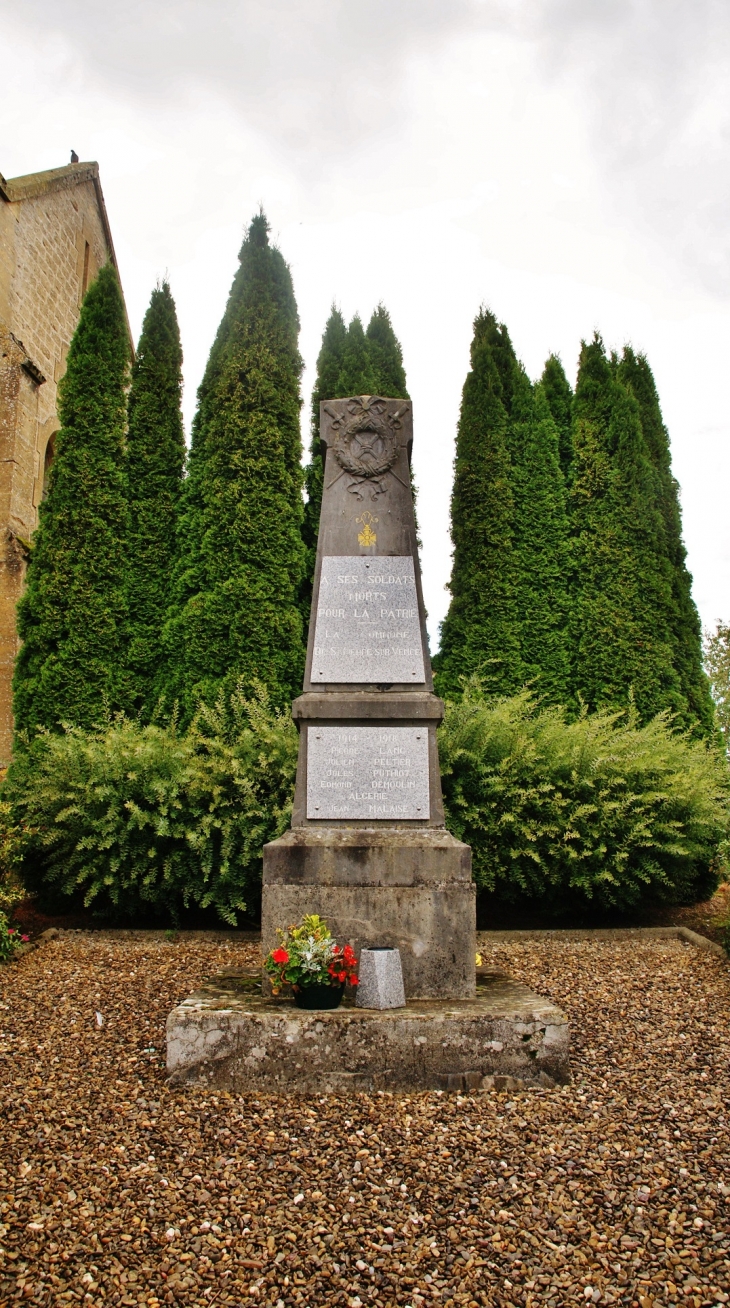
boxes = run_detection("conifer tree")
[302,305,410,610]
[435,309,521,698]
[126,281,185,715]
[13,263,130,738]
[570,335,684,722]
[366,304,409,397]
[617,347,714,735]
[540,354,574,481]
[302,306,348,609]
[365,301,418,542]
[336,314,379,396]
[509,375,572,704]
[163,212,306,717]
[438,310,572,704]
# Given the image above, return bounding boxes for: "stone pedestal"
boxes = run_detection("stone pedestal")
[263,827,474,999]
[166,971,570,1093]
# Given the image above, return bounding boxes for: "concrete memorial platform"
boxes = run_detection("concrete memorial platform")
[166,394,570,1091]
[166,971,570,1093]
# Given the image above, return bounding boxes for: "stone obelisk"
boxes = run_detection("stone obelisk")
[262,396,475,999]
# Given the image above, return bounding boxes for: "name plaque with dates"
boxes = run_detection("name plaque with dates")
[307,726,430,820]
[311,555,426,684]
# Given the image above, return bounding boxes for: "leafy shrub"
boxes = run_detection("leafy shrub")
[8,678,728,924]
[438,683,730,915]
[6,684,298,924]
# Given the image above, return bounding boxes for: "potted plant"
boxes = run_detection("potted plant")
[264,914,359,1010]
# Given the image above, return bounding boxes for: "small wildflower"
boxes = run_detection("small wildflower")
[0,914,27,963]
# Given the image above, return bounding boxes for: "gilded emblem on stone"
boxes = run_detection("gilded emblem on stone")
[356,511,378,548]
[324,396,407,500]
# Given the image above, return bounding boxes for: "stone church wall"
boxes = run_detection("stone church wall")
[0,163,121,761]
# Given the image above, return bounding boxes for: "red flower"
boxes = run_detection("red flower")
[271,948,289,965]
[350,976,359,985]
[21,935,29,943]
[338,971,346,983]
[343,945,356,962]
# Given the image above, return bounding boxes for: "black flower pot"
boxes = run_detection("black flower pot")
[294,984,345,1011]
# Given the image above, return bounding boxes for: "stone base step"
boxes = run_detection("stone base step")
[166,971,569,1093]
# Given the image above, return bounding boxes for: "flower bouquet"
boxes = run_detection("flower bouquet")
[264,914,359,1010]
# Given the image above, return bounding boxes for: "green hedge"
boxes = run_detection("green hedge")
[6,684,727,923]
[439,683,729,914]
[6,685,297,924]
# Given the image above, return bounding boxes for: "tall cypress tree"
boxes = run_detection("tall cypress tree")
[126,281,185,715]
[570,335,684,722]
[364,302,418,543]
[438,310,572,704]
[302,304,410,611]
[302,306,348,614]
[540,354,574,481]
[336,314,379,397]
[617,347,714,736]
[163,212,306,717]
[13,263,130,738]
[366,304,409,397]
[509,374,572,704]
[435,309,521,698]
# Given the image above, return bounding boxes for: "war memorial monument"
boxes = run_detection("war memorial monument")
[167,397,569,1091]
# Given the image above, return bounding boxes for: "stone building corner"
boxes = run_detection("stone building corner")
[0,159,130,762]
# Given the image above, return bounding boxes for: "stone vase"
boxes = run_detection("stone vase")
[356,947,406,1010]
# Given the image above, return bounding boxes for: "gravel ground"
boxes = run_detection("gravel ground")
[0,934,728,1308]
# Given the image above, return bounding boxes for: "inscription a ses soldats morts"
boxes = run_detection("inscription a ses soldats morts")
[312,556,426,685]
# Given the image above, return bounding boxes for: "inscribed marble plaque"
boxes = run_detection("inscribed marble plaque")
[312,555,425,684]
[307,726,430,820]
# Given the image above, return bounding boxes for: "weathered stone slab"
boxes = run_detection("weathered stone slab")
[292,690,444,722]
[263,827,472,887]
[166,971,570,1093]
[306,725,430,820]
[311,555,426,684]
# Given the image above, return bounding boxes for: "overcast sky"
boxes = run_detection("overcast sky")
[3,0,730,649]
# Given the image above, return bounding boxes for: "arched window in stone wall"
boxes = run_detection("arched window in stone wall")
[42,433,56,501]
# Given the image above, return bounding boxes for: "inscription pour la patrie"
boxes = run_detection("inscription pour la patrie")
[307,727,430,820]
[312,556,426,684]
